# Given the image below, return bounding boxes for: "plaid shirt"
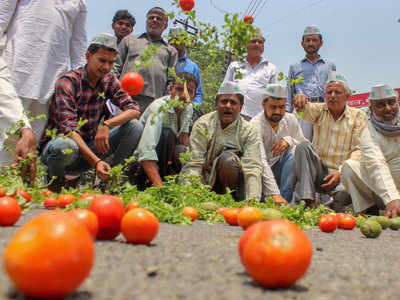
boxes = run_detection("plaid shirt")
[40,66,138,148]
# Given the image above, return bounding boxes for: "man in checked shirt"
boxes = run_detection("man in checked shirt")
[40,34,143,192]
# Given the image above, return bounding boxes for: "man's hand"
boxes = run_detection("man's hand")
[270,138,289,157]
[272,194,288,205]
[321,171,340,192]
[94,125,110,154]
[96,160,111,182]
[14,128,36,185]
[385,199,400,218]
[294,93,308,111]
[178,132,190,146]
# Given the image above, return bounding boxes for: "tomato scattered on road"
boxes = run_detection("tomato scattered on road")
[318,214,338,233]
[121,208,159,244]
[182,206,198,221]
[0,196,21,226]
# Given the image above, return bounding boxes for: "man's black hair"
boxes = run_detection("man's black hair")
[112,10,136,27]
[173,72,198,88]
[146,7,166,16]
[87,44,117,55]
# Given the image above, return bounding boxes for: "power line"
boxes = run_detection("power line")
[245,0,260,17]
[264,0,325,28]
[254,0,268,18]
[209,0,230,14]
[249,0,264,16]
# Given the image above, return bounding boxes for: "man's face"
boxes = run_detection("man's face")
[216,94,242,128]
[371,98,399,122]
[246,37,264,58]
[146,11,168,38]
[325,82,349,115]
[112,18,133,41]
[170,80,196,105]
[262,97,286,124]
[301,34,323,56]
[85,48,116,81]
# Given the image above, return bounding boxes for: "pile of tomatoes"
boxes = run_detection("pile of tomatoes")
[318,213,357,233]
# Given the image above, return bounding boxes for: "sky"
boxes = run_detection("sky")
[86,0,400,93]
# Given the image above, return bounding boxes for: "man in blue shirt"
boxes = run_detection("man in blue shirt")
[286,25,336,140]
[168,27,203,107]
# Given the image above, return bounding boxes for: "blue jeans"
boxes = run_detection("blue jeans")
[41,120,143,178]
[271,146,296,203]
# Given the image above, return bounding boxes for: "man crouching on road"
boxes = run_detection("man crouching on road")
[251,83,307,204]
[180,81,263,201]
[293,72,368,211]
[342,84,400,218]
[133,71,196,187]
[40,33,143,192]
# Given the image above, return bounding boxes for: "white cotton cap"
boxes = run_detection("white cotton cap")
[217,81,242,95]
[261,83,286,100]
[368,84,398,101]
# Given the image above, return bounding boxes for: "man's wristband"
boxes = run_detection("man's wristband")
[94,159,102,168]
[102,122,112,130]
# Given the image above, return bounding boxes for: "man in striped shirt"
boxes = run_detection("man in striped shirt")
[293,72,368,211]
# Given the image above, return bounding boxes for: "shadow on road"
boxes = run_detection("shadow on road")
[6,288,93,299]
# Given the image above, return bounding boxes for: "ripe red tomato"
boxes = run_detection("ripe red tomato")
[3,211,94,299]
[42,190,53,197]
[121,208,159,244]
[318,214,338,233]
[12,189,31,203]
[58,194,76,208]
[179,0,195,11]
[217,207,227,215]
[120,72,144,96]
[0,196,21,226]
[182,206,198,221]
[79,193,97,201]
[238,207,262,230]
[43,197,59,210]
[240,220,312,288]
[243,15,254,24]
[88,195,125,240]
[69,209,99,237]
[224,208,240,226]
[125,201,140,212]
[0,188,6,197]
[338,215,357,230]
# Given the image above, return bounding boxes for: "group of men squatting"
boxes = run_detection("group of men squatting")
[1,4,399,218]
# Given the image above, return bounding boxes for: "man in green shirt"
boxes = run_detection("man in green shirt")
[181,81,263,201]
[133,72,195,187]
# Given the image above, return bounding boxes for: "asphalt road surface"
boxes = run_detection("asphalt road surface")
[1,208,399,300]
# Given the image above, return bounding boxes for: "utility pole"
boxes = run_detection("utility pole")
[173,18,198,36]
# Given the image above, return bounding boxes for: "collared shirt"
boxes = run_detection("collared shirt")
[251,112,306,196]
[135,96,193,162]
[0,0,87,102]
[303,103,368,172]
[40,67,137,148]
[181,111,263,200]
[114,33,178,99]
[176,53,203,106]
[357,122,400,204]
[286,56,336,112]
[223,58,277,118]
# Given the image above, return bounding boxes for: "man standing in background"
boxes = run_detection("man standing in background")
[0,0,88,143]
[114,7,178,113]
[112,9,135,45]
[286,25,336,140]
[223,32,277,120]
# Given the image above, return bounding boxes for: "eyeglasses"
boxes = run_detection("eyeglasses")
[147,15,165,22]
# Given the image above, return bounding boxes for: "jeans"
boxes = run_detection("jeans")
[41,119,143,178]
[271,146,296,203]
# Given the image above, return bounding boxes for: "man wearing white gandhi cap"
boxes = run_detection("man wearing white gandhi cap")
[251,83,306,204]
[286,25,336,141]
[292,71,368,211]
[341,84,400,217]
[181,81,263,202]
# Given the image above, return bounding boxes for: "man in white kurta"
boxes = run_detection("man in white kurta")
[0,0,87,144]
[0,34,36,182]
[342,84,400,217]
[223,33,277,119]
[251,84,306,203]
